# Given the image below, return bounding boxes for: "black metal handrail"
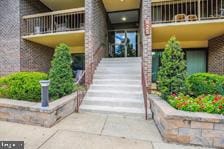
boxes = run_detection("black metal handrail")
[141,57,148,120]
[75,43,106,112]
[87,43,106,86]
[75,71,87,113]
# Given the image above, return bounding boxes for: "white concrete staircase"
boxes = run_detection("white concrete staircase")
[80,57,152,119]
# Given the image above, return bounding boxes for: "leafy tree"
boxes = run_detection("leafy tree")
[49,43,74,99]
[157,36,187,100]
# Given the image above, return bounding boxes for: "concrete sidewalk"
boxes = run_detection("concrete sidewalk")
[0,112,211,149]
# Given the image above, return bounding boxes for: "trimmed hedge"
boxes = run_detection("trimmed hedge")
[0,72,47,102]
[186,73,224,97]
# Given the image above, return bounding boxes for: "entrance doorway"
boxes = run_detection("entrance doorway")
[108,30,138,57]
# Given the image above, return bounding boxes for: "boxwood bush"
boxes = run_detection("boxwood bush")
[186,73,224,97]
[0,72,47,102]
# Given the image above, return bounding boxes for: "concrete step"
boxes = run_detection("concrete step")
[80,105,152,119]
[95,72,140,76]
[102,57,141,62]
[98,63,141,67]
[83,97,143,108]
[84,94,143,101]
[95,69,140,74]
[90,84,142,92]
[92,79,141,85]
[79,57,151,119]
[96,67,140,72]
[93,74,141,80]
[100,61,141,65]
[101,59,141,62]
[86,90,143,99]
[80,105,145,118]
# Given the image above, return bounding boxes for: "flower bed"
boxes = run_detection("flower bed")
[153,37,224,147]
[168,94,224,114]
[149,94,224,148]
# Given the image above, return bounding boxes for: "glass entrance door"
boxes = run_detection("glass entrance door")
[114,31,126,57]
[109,30,138,57]
[126,31,138,57]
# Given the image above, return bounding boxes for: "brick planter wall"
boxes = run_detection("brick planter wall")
[149,94,224,148]
[0,93,78,128]
[208,34,224,75]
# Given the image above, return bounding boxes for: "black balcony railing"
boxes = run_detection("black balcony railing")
[152,0,224,24]
[23,8,85,36]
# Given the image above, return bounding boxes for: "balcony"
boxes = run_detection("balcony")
[23,8,84,36]
[152,0,224,24]
[22,8,85,53]
[151,0,224,49]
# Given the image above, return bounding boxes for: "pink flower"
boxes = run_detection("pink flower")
[172,93,177,97]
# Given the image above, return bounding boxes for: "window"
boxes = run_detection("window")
[152,51,162,82]
[186,50,207,75]
[152,49,207,82]
[71,53,85,78]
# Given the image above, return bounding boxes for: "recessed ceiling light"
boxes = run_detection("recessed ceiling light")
[122,17,127,21]
[120,0,125,2]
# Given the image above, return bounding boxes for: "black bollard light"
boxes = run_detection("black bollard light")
[39,80,50,108]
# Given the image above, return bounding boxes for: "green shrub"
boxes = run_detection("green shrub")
[186,73,224,97]
[0,72,47,102]
[49,43,74,100]
[168,93,224,114]
[157,36,187,100]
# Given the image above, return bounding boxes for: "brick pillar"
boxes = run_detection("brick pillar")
[140,0,152,89]
[84,0,93,85]
[0,0,20,76]
[85,0,108,85]
[208,35,224,75]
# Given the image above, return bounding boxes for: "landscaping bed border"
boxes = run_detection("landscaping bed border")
[0,92,78,127]
[149,94,224,148]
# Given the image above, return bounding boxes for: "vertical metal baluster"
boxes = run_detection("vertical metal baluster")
[51,14,54,33]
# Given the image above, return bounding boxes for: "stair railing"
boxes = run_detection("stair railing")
[76,43,106,112]
[141,58,148,120]
[87,43,106,86]
[75,71,87,113]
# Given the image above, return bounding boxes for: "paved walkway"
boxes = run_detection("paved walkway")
[0,113,211,149]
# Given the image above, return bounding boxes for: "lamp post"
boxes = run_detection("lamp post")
[39,80,50,108]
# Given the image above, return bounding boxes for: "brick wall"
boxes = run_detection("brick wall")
[0,0,54,76]
[85,0,108,85]
[208,35,224,75]
[20,0,54,72]
[0,0,20,76]
[140,0,152,89]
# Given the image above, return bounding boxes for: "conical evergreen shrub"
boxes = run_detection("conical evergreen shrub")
[49,43,74,99]
[157,36,187,100]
